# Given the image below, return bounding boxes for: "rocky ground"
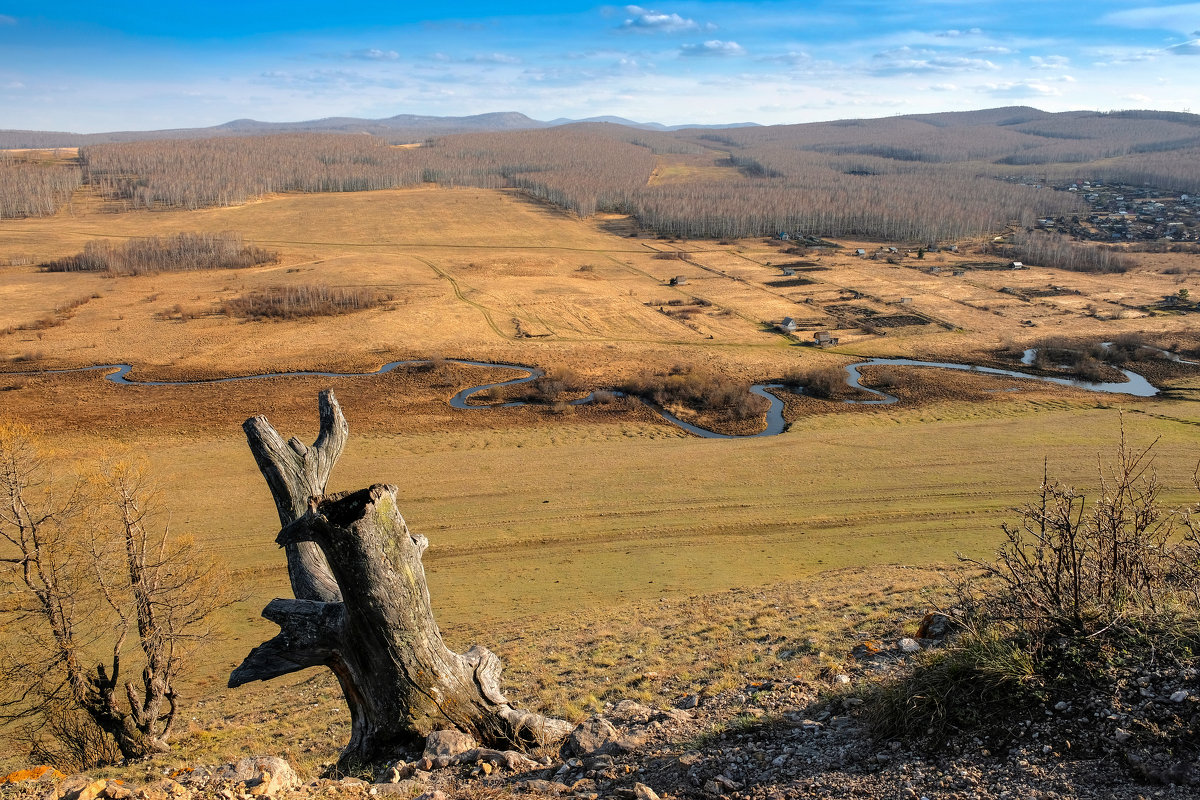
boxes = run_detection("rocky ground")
[4,629,1198,800]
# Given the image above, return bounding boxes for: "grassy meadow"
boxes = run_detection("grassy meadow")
[3,181,1200,773]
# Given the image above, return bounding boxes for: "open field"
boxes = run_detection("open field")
[3,181,1200,773]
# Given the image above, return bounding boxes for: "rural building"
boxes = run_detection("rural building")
[782,267,796,276]
[669,276,688,286]
[855,248,867,256]
[953,269,965,277]
[1010,261,1025,269]
[813,331,839,346]
[899,297,913,305]
[778,317,798,332]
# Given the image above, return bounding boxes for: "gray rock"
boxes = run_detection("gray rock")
[518,779,570,794]
[372,781,426,798]
[614,700,653,721]
[567,715,622,757]
[656,708,693,723]
[584,754,615,770]
[917,612,953,639]
[898,638,921,653]
[422,729,478,769]
[680,693,701,709]
[633,783,661,800]
[1115,728,1133,743]
[212,756,299,795]
[1171,690,1189,703]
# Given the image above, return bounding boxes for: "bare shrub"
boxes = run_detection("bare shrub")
[788,366,847,399]
[221,284,387,320]
[867,432,1200,745]
[0,426,233,763]
[961,435,1198,634]
[619,367,767,421]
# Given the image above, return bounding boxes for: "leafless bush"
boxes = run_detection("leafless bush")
[221,284,389,320]
[787,365,847,399]
[961,434,1200,635]
[43,232,277,275]
[620,367,767,420]
[0,426,233,763]
[519,367,585,403]
[868,431,1200,746]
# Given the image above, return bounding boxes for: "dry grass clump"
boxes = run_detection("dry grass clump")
[42,232,277,275]
[220,284,391,320]
[1,295,99,336]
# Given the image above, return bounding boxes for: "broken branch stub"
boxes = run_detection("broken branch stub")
[232,393,571,766]
[242,389,346,602]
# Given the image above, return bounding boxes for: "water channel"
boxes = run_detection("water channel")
[5,352,1165,439]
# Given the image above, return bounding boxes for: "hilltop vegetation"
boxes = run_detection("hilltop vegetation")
[5,107,1199,243]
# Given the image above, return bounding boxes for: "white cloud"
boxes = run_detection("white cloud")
[466,53,522,64]
[980,79,1061,97]
[928,82,958,91]
[1125,93,1152,103]
[680,40,744,57]
[429,52,522,65]
[620,6,708,34]
[1029,55,1070,69]
[1090,48,1159,66]
[971,46,1014,55]
[350,49,399,61]
[870,47,999,74]
[1102,4,1200,33]
[1166,38,1200,54]
[0,15,15,25]
[935,28,983,38]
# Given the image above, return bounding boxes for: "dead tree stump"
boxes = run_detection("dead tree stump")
[230,390,571,766]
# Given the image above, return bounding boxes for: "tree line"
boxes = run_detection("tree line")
[43,232,277,275]
[0,157,82,219]
[993,230,1135,273]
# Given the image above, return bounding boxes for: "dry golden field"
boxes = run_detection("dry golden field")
[3,183,1200,771]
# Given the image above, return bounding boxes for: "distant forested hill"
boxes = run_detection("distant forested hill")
[4,108,1198,241]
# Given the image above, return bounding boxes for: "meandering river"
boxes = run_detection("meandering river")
[4,352,1163,439]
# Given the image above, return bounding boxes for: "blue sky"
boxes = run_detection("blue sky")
[1,1,1198,132]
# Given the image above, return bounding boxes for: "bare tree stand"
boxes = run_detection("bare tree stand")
[230,391,571,766]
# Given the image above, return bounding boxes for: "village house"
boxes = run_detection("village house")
[813,331,839,346]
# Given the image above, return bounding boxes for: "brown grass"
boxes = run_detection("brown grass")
[1,184,1200,772]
